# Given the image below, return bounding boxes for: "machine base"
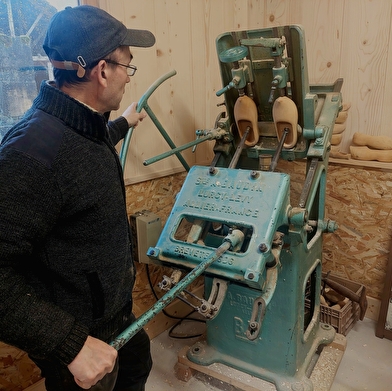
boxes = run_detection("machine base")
[175,333,346,391]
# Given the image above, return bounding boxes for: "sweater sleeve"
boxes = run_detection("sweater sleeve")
[0,148,89,365]
[107,116,129,145]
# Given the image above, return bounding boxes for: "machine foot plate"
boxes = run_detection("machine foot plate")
[175,333,346,391]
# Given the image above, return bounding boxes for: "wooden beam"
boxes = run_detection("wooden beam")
[329,157,392,171]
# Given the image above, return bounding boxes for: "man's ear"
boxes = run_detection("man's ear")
[95,60,109,86]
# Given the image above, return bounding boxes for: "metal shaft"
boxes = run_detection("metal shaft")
[269,128,289,172]
[228,126,250,169]
[143,133,213,167]
[110,240,232,350]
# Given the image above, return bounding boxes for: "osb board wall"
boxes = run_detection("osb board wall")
[323,164,392,300]
[125,172,186,224]
[82,0,392,183]
[0,343,41,391]
[277,160,391,300]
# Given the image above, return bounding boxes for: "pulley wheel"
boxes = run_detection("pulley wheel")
[219,46,249,63]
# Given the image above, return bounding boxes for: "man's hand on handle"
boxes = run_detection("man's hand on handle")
[121,102,146,128]
[68,336,118,389]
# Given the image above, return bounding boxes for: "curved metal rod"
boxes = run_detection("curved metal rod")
[119,69,177,169]
[245,264,279,341]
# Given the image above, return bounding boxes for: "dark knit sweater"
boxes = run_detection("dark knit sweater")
[0,81,135,365]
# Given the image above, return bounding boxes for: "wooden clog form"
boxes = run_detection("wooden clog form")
[333,123,346,134]
[272,96,298,149]
[350,146,392,162]
[233,95,259,146]
[330,145,350,159]
[331,133,343,145]
[335,110,348,124]
[352,132,392,150]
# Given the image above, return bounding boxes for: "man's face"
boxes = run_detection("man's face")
[104,48,132,111]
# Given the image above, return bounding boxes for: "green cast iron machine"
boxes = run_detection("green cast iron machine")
[114,25,343,391]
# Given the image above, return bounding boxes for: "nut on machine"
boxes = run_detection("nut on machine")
[113,25,343,391]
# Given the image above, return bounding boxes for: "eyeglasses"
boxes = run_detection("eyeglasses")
[103,59,137,76]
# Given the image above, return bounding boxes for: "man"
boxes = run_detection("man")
[0,5,155,391]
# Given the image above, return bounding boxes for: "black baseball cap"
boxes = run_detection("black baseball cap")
[43,5,155,77]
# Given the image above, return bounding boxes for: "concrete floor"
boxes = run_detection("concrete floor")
[146,317,392,391]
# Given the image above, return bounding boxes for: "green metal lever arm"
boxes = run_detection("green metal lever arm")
[110,241,230,350]
[143,127,227,167]
[143,133,213,166]
[141,101,190,171]
[109,229,244,351]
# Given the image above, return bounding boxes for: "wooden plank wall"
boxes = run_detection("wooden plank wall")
[86,0,392,183]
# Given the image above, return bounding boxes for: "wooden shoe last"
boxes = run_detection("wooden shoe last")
[233,95,259,146]
[272,96,298,149]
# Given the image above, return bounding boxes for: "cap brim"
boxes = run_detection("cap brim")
[123,29,156,48]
